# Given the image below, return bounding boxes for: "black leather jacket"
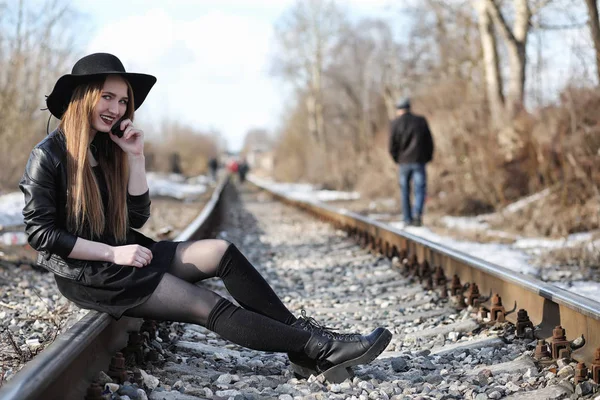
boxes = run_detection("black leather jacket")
[19,129,152,280]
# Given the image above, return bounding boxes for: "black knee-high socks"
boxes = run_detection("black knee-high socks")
[207,298,310,352]
[216,244,297,325]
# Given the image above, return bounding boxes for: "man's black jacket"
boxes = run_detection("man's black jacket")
[389,112,434,164]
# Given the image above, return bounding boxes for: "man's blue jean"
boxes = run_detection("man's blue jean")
[398,163,427,223]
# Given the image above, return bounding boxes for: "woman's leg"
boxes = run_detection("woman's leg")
[124,272,310,352]
[167,239,297,325]
[126,268,392,382]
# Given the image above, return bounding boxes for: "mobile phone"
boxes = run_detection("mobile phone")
[111,118,125,138]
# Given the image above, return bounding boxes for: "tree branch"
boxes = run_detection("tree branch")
[484,0,518,45]
[531,20,588,30]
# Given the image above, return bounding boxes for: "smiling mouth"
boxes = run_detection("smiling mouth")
[100,115,115,125]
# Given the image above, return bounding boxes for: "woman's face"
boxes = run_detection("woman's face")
[91,75,129,133]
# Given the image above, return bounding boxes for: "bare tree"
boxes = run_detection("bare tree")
[272,0,348,149]
[483,0,532,116]
[584,0,600,84]
[0,0,81,188]
[474,0,505,125]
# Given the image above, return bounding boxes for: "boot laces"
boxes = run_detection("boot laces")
[296,310,361,342]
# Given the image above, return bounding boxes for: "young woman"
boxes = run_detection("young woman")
[19,53,392,382]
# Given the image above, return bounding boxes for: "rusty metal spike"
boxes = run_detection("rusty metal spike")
[107,352,128,384]
[592,347,600,383]
[515,309,534,338]
[574,362,589,385]
[84,382,103,400]
[451,275,462,296]
[534,340,551,360]
[551,326,571,360]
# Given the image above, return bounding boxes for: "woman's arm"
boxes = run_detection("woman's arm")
[68,237,113,261]
[20,147,78,258]
[68,237,152,267]
[110,119,149,195]
[127,154,148,195]
[110,120,152,228]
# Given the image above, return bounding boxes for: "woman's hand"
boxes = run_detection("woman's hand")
[109,119,144,157]
[111,244,153,268]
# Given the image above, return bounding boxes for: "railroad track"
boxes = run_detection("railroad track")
[251,178,600,361]
[1,175,600,399]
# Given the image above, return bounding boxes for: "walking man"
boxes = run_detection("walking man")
[389,98,434,226]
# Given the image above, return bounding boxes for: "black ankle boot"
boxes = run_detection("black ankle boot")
[287,311,341,378]
[302,327,392,383]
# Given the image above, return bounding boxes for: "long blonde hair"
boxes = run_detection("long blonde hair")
[59,77,135,242]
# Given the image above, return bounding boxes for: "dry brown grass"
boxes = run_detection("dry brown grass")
[272,82,600,238]
[534,233,600,280]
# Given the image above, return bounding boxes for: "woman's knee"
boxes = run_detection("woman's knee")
[212,239,231,259]
[190,239,230,271]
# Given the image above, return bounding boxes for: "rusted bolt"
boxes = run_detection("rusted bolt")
[423,275,433,291]
[439,283,448,299]
[84,382,104,400]
[551,326,571,360]
[384,242,391,258]
[489,294,506,322]
[141,319,157,338]
[108,352,128,383]
[466,283,481,307]
[408,254,419,277]
[515,309,534,338]
[478,306,489,320]
[534,340,551,360]
[133,368,144,387]
[575,362,589,384]
[122,331,144,365]
[434,267,447,287]
[591,347,600,383]
[450,275,462,296]
[419,260,431,283]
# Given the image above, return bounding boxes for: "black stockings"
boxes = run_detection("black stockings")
[124,240,309,352]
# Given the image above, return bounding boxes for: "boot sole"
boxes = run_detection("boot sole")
[290,362,354,380]
[319,328,392,383]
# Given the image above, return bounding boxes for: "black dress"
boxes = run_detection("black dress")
[55,166,180,319]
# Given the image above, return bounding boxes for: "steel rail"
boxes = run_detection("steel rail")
[0,176,229,400]
[249,177,600,367]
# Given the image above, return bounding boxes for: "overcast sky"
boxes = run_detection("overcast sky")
[71,0,592,151]
[72,0,390,151]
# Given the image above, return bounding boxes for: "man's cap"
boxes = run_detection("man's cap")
[395,97,411,110]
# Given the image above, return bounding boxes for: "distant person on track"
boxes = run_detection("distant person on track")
[208,157,219,183]
[389,97,434,227]
[238,158,249,184]
[19,53,391,382]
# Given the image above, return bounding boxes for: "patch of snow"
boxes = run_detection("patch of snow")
[147,172,207,200]
[513,232,594,250]
[502,188,552,214]
[440,216,490,231]
[389,222,538,275]
[252,176,360,202]
[0,192,25,228]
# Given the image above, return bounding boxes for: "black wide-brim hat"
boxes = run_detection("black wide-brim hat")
[46,52,157,119]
